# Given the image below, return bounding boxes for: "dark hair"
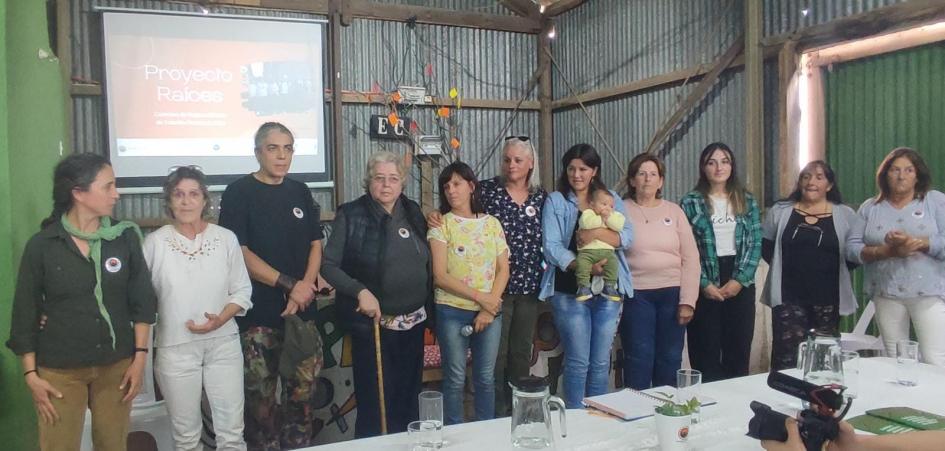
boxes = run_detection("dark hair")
[556,144,607,196]
[163,166,211,219]
[254,122,294,151]
[437,161,483,215]
[694,142,747,215]
[785,160,843,204]
[41,153,112,229]
[875,147,932,202]
[623,153,666,200]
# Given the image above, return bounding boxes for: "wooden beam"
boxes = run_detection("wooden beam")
[329,0,345,207]
[57,0,73,152]
[806,21,945,67]
[745,0,764,199]
[546,0,586,17]
[332,91,541,110]
[538,19,554,191]
[643,35,744,156]
[552,45,780,111]
[70,82,537,110]
[344,1,540,33]
[762,0,945,51]
[499,0,539,18]
[192,0,541,33]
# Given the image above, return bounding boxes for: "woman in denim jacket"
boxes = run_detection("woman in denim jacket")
[539,144,634,408]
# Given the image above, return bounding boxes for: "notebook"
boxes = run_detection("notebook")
[848,407,945,435]
[582,386,716,421]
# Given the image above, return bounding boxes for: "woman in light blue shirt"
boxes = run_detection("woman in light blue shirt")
[540,143,633,408]
[850,147,945,366]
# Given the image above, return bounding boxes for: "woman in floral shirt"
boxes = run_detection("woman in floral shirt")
[429,161,510,424]
[478,137,547,416]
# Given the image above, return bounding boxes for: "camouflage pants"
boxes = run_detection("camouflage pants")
[241,324,324,451]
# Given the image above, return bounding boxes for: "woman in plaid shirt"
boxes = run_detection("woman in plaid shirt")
[680,142,762,382]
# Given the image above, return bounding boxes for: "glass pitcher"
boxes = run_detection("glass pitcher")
[797,332,844,386]
[510,376,567,449]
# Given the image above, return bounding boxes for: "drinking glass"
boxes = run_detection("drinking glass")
[676,369,702,423]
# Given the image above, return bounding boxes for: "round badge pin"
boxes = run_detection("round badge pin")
[293,207,304,219]
[662,217,673,226]
[398,227,410,239]
[105,257,122,273]
[455,245,466,257]
[525,205,537,217]
[913,210,925,219]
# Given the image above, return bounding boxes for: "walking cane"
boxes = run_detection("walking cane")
[373,321,388,434]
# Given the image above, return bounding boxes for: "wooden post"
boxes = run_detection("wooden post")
[329,0,345,207]
[57,0,73,153]
[777,41,799,198]
[745,0,765,201]
[420,158,434,213]
[538,20,554,191]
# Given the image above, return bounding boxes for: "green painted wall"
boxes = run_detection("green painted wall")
[825,42,945,332]
[1,1,67,449]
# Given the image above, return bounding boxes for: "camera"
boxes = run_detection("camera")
[747,371,851,451]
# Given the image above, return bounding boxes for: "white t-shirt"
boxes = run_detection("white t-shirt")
[143,223,253,347]
[710,195,737,257]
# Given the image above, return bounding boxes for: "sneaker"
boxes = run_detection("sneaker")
[575,286,593,301]
[602,285,622,301]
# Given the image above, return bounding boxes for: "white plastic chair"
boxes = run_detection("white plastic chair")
[841,301,885,355]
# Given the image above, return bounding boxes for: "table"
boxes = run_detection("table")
[306,358,945,450]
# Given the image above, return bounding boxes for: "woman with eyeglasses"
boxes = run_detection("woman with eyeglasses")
[760,161,864,370]
[321,151,433,436]
[680,142,761,382]
[430,136,546,416]
[849,147,945,366]
[143,166,252,449]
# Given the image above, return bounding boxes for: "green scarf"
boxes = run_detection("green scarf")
[61,215,143,349]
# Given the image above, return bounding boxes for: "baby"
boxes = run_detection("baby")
[576,189,625,301]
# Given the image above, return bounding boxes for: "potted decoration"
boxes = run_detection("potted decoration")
[653,394,698,451]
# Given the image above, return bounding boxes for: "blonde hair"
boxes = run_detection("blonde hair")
[499,138,542,192]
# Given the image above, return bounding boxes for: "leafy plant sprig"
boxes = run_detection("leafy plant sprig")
[653,391,700,417]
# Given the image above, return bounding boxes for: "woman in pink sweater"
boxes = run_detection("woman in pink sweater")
[619,153,701,389]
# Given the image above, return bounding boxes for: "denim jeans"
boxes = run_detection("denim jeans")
[619,287,686,390]
[549,292,622,408]
[435,304,502,424]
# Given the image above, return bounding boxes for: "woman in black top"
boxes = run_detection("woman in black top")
[7,153,157,450]
[761,161,863,370]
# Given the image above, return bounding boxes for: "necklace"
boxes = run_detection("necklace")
[633,199,659,223]
[795,203,832,225]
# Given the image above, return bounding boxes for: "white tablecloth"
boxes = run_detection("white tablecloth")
[305,358,945,450]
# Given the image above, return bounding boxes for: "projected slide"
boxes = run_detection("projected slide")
[102,11,328,186]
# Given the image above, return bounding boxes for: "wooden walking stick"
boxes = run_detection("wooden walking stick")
[373,321,388,434]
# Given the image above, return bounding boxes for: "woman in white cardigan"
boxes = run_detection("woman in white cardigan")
[761,161,864,370]
[143,166,253,450]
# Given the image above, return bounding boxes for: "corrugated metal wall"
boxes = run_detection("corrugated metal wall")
[553,0,744,98]
[553,69,747,201]
[551,0,747,199]
[338,17,538,204]
[825,41,945,206]
[69,0,536,221]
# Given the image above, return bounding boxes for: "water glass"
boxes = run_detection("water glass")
[676,369,702,423]
[840,351,859,398]
[896,340,920,387]
[418,391,444,447]
[407,420,438,451]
